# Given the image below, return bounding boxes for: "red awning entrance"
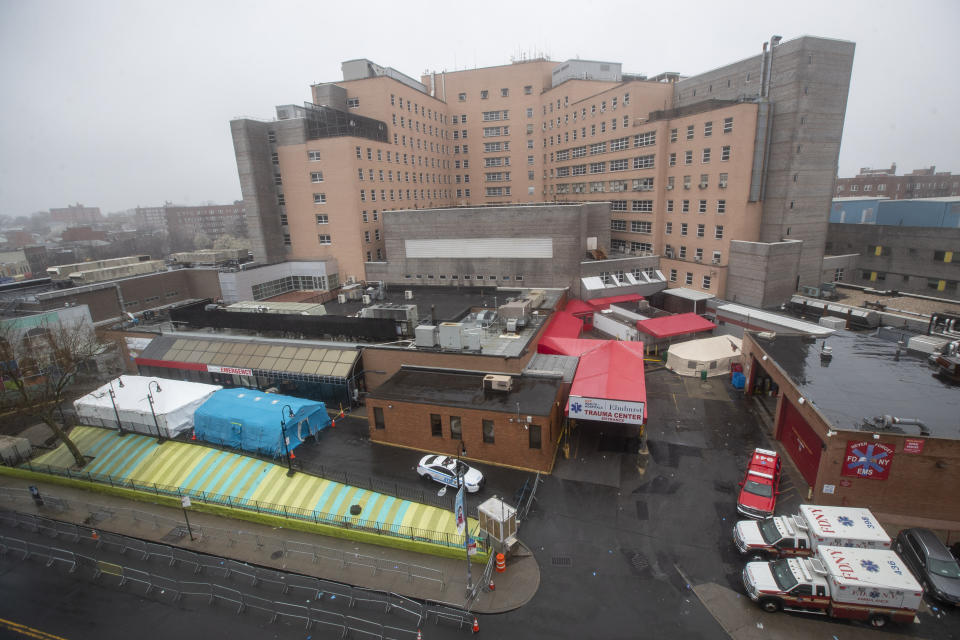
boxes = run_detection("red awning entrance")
[567,341,647,425]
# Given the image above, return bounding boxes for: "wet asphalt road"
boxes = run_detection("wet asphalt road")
[4,369,958,639]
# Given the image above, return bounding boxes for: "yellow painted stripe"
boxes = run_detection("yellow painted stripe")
[400,502,426,529]
[132,442,186,478]
[228,460,269,496]
[257,469,300,505]
[274,474,314,507]
[364,494,388,520]
[156,446,211,487]
[206,456,248,494]
[315,482,349,513]
[248,468,287,503]
[288,475,322,509]
[0,616,70,640]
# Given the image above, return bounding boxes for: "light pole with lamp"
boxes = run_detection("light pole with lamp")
[280,404,296,477]
[455,440,473,594]
[107,377,125,436]
[146,380,164,443]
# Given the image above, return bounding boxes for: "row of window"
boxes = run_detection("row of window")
[838,182,959,193]
[612,220,725,239]
[389,94,445,123]
[544,91,631,119]
[665,173,730,190]
[358,168,447,185]
[670,118,734,142]
[360,188,445,203]
[668,147,731,166]
[859,272,959,292]
[390,112,447,139]
[554,178,655,194]
[669,270,713,289]
[666,199,728,214]
[457,87,520,102]
[354,145,447,169]
[862,247,956,263]
[664,244,723,262]
[556,155,656,177]
[403,273,524,282]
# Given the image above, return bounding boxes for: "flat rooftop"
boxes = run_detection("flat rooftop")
[368,368,561,414]
[330,285,565,358]
[755,332,960,439]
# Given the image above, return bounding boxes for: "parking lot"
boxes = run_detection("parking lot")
[293,369,959,639]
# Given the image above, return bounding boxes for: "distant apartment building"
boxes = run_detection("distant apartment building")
[61,226,108,243]
[232,36,854,307]
[49,203,103,225]
[135,201,247,239]
[836,164,960,200]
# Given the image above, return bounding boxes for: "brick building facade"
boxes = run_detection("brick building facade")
[836,164,960,200]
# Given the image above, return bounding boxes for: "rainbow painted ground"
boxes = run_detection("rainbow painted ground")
[34,425,475,538]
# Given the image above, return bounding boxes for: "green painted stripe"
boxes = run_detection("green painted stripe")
[206,455,247,494]
[231,460,269,498]
[274,474,313,508]
[131,441,185,478]
[153,446,209,487]
[210,456,253,495]
[99,436,157,479]
[315,482,349,514]
[87,433,148,475]
[400,502,426,529]
[247,467,286,503]
[287,474,321,510]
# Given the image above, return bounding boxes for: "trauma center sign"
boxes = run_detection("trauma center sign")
[567,396,645,425]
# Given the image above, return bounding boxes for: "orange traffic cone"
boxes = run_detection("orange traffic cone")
[191,431,196,441]
[289,451,296,460]
[472,617,479,633]
[488,579,495,591]
[416,631,422,640]
[331,420,336,428]
[91,529,99,541]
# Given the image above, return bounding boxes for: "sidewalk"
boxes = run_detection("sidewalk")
[0,473,539,615]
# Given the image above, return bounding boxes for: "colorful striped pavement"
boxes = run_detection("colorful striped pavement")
[32,426,476,540]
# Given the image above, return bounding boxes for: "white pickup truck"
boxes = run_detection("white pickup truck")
[733,504,891,561]
[743,545,923,628]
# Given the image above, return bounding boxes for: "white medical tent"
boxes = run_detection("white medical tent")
[73,375,221,438]
[665,335,743,378]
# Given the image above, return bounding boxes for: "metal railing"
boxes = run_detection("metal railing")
[0,508,475,633]
[14,460,486,553]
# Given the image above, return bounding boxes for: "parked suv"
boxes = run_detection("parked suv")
[736,448,781,519]
[896,527,960,606]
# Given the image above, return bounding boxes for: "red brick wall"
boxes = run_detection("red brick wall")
[367,394,564,473]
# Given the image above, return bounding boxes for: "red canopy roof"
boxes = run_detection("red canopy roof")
[585,293,645,310]
[537,336,606,356]
[539,311,583,344]
[563,299,595,315]
[569,341,647,420]
[635,313,716,339]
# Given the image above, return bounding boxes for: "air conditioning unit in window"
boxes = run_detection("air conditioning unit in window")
[665,249,675,258]
[719,181,728,189]
[694,256,702,263]
[683,184,691,190]
[665,185,674,190]
[337,294,347,304]
[712,258,721,264]
[699,182,708,189]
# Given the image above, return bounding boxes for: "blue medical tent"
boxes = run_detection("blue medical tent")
[193,388,331,457]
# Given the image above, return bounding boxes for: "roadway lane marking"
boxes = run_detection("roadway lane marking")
[0,617,69,640]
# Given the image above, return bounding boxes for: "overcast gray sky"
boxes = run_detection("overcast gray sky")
[1,0,958,215]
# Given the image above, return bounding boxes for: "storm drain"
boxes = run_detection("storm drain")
[160,526,189,543]
[551,555,572,567]
[629,552,649,573]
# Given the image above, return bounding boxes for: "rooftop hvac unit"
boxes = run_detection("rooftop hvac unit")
[483,374,513,392]
[362,295,371,305]
[337,294,347,304]
[505,318,518,333]
[415,324,438,347]
[438,322,465,350]
[466,329,482,351]
[404,290,414,300]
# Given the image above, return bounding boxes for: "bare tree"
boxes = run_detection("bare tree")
[0,313,109,468]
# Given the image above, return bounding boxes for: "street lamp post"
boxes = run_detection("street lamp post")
[108,377,125,436]
[456,441,473,593]
[280,404,295,477]
[146,380,164,443]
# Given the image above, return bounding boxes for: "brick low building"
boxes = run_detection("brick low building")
[741,330,960,534]
[366,368,566,473]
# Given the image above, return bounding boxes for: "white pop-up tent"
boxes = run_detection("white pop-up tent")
[73,375,221,438]
[665,335,743,378]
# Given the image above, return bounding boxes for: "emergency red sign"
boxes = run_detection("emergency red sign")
[841,440,894,480]
[902,438,924,454]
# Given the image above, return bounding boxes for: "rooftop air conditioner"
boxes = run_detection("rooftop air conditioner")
[483,374,513,392]
[337,294,347,304]
[404,290,414,300]
[362,295,371,305]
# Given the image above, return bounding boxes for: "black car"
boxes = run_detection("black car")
[896,528,960,606]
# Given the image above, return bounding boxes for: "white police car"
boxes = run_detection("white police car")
[417,455,484,493]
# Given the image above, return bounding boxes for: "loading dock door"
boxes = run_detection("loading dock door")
[777,398,822,488]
